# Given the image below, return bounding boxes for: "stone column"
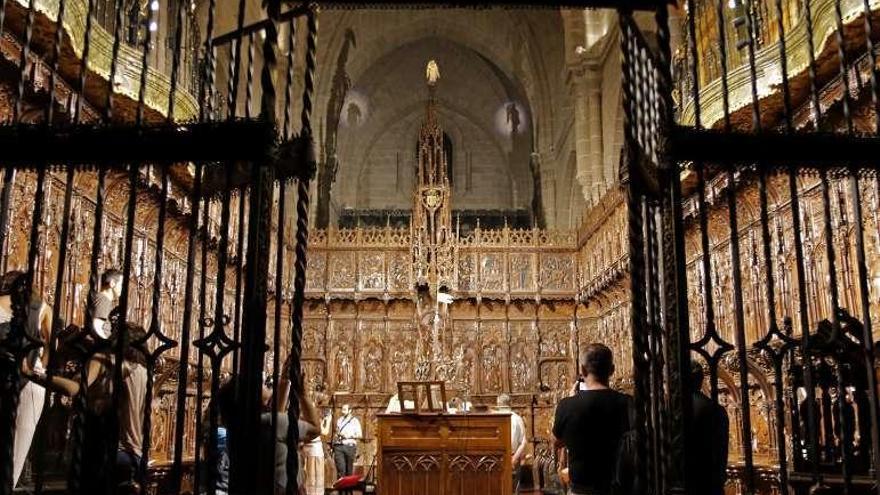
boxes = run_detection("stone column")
[585,70,603,200]
[568,61,603,208]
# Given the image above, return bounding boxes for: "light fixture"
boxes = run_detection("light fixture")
[149,21,158,32]
[150,0,158,10]
[728,0,737,8]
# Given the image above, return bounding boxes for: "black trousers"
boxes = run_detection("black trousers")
[333,444,356,478]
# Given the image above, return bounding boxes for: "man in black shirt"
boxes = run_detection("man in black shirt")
[686,360,729,495]
[553,343,631,495]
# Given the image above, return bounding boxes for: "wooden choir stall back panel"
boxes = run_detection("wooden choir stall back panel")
[377,413,512,495]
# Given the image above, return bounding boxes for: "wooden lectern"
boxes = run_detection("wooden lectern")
[377,412,512,495]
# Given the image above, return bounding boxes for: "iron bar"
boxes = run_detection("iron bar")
[620,11,652,494]
[232,194,246,373]
[286,5,318,494]
[192,197,211,495]
[858,1,880,490]
[138,164,171,481]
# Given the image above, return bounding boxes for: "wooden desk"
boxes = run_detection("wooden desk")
[377,413,512,495]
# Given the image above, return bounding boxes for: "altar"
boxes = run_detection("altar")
[376,413,512,495]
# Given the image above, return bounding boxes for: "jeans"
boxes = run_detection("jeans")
[333,444,356,478]
[116,449,142,486]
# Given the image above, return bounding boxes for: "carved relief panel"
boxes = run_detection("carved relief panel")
[508,253,536,293]
[387,320,418,390]
[479,253,505,292]
[328,252,356,290]
[509,321,538,393]
[332,320,356,392]
[539,254,576,293]
[478,321,507,394]
[539,320,572,358]
[302,319,326,357]
[457,253,477,292]
[359,252,386,291]
[358,320,386,393]
[387,251,411,292]
[448,321,479,393]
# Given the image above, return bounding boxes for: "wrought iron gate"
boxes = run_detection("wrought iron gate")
[620,0,880,494]
[0,0,317,491]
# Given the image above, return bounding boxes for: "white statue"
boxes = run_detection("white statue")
[426,60,440,86]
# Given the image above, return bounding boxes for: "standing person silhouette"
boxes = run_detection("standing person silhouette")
[553,343,631,495]
[686,360,729,495]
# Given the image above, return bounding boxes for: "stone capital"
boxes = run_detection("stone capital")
[565,60,601,97]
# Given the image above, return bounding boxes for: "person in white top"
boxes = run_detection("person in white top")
[495,394,527,493]
[332,404,361,478]
[91,269,122,339]
[303,408,331,495]
[0,270,53,488]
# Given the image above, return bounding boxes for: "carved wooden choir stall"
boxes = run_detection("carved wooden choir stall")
[377,412,512,495]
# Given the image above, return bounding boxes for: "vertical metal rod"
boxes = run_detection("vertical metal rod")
[270,182,286,487]
[197,0,218,124]
[67,162,108,493]
[858,1,880,490]
[138,165,170,481]
[742,0,762,130]
[245,33,255,120]
[710,4,754,481]
[654,5,692,493]
[4,0,67,488]
[768,0,798,491]
[43,0,69,124]
[725,165,755,493]
[619,11,651,495]
[286,7,317,494]
[33,167,75,495]
[231,0,284,491]
[801,0,826,486]
[226,42,237,119]
[74,0,96,124]
[206,163,235,495]
[106,172,140,493]
[192,198,210,494]
[12,0,36,123]
[232,194,246,373]
[172,0,213,478]
[226,0,249,119]
[134,0,155,126]
[0,167,17,273]
[646,200,663,495]
[282,17,297,140]
[103,0,126,121]
[825,3,855,491]
[166,0,188,121]
[715,0,732,131]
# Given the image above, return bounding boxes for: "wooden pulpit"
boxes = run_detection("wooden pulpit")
[377,413,512,495]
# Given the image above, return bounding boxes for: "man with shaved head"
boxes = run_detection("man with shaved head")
[552,343,632,495]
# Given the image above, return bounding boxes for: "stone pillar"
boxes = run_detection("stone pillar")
[568,61,603,207]
[585,70,603,200]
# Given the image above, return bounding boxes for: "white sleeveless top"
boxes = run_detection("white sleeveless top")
[0,300,46,375]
